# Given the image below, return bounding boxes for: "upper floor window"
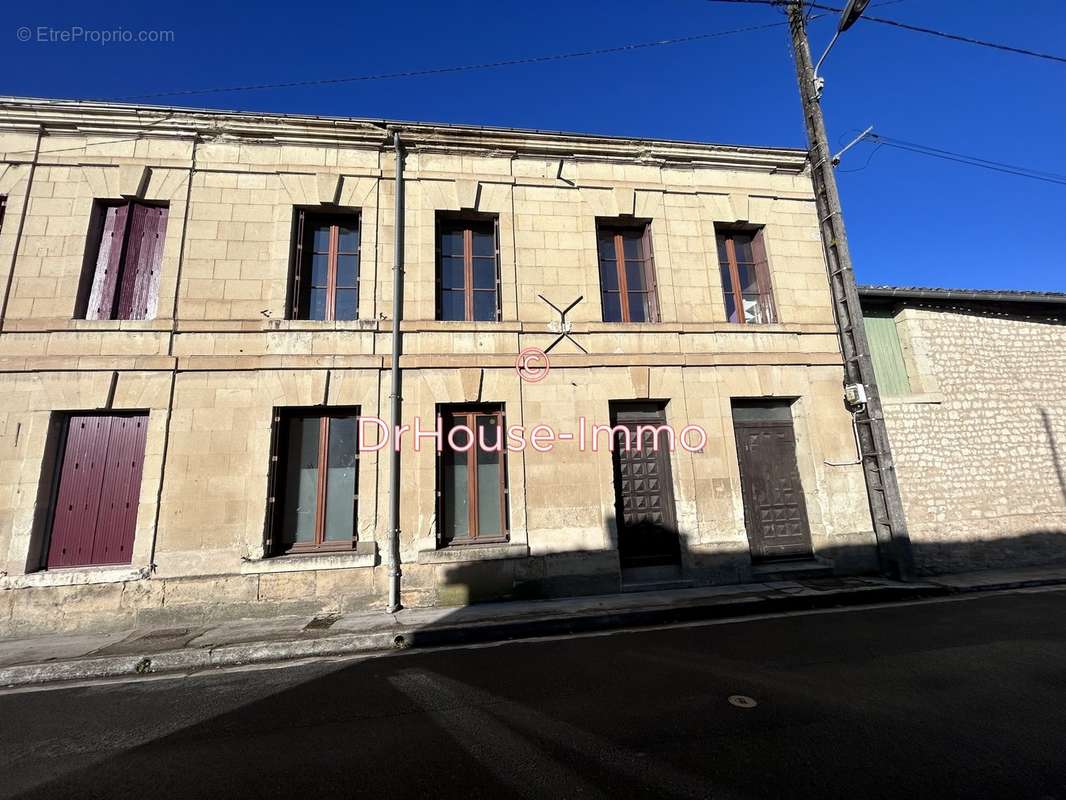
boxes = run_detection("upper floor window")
[267,408,359,555]
[716,228,777,325]
[596,221,659,322]
[80,200,168,320]
[436,214,500,322]
[439,406,508,546]
[291,210,360,321]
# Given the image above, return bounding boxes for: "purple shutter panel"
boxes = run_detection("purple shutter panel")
[751,230,777,324]
[116,204,167,320]
[47,416,112,569]
[85,205,129,320]
[90,415,147,565]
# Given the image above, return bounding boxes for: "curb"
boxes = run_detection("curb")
[0,582,952,689]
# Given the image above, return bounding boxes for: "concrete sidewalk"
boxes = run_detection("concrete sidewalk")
[2,565,1065,688]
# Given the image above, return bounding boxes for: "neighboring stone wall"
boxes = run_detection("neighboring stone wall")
[0,99,877,635]
[883,307,1066,573]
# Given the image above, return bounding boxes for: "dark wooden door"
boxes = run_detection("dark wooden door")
[611,405,680,569]
[733,416,814,561]
[47,414,147,569]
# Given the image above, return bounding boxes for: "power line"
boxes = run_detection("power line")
[844,133,1066,186]
[703,0,1066,65]
[113,20,792,101]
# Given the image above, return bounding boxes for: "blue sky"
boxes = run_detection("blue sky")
[8,0,1066,291]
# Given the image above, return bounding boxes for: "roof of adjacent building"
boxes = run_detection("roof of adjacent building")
[859,285,1066,305]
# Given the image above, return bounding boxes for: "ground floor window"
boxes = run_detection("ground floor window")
[45,413,148,569]
[439,406,508,545]
[268,409,359,554]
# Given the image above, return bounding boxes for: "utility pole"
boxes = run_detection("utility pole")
[784,0,914,579]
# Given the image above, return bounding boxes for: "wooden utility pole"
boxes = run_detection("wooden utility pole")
[785,1,914,579]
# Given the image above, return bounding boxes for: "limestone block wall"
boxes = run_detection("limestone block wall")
[882,306,1066,573]
[0,99,878,635]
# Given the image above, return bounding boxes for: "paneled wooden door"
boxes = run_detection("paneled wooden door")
[610,404,681,569]
[46,414,148,569]
[732,404,814,561]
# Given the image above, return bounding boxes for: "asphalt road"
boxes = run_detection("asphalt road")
[2,589,1065,800]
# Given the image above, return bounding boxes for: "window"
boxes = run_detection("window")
[268,410,359,554]
[436,215,500,321]
[439,406,508,545]
[716,228,776,324]
[291,211,360,320]
[44,413,148,569]
[82,200,168,320]
[596,222,659,322]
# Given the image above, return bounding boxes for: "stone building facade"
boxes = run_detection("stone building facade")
[861,287,1066,573]
[0,98,878,635]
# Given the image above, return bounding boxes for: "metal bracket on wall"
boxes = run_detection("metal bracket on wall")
[538,294,587,354]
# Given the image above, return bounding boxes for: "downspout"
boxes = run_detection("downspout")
[386,130,405,613]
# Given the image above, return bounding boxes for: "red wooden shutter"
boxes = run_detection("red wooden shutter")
[90,415,147,565]
[85,205,130,320]
[117,204,167,320]
[751,230,777,324]
[46,414,146,569]
[47,416,113,568]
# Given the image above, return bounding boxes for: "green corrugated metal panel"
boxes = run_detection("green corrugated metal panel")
[864,313,911,396]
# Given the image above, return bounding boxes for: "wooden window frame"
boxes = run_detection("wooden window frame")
[716,227,777,325]
[266,408,360,556]
[596,220,660,323]
[435,214,501,322]
[437,405,509,546]
[290,209,361,321]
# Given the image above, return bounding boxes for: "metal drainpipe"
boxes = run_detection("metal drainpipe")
[386,130,405,613]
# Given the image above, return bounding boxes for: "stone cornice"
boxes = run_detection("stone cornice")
[0,96,809,173]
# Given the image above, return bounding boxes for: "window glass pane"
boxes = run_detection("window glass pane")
[602,291,623,322]
[443,445,469,540]
[324,417,356,541]
[476,446,503,537]
[311,253,329,286]
[741,294,765,324]
[599,259,619,291]
[622,232,643,260]
[737,264,759,294]
[311,225,331,253]
[473,291,497,322]
[334,288,358,321]
[309,288,327,321]
[627,292,648,323]
[336,254,358,288]
[338,225,358,253]
[596,230,616,257]
[441,256,465,290]
[720,263,734,290]
[625,261,646,292]
[724,291,739,323]
[439,227,464,256]
[732,401,793,423]
[283,417,320,543]
[471,229,495,257]
[440,289,466,321]
[472,257,496,290]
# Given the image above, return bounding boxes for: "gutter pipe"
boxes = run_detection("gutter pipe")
[386,130,405,613]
